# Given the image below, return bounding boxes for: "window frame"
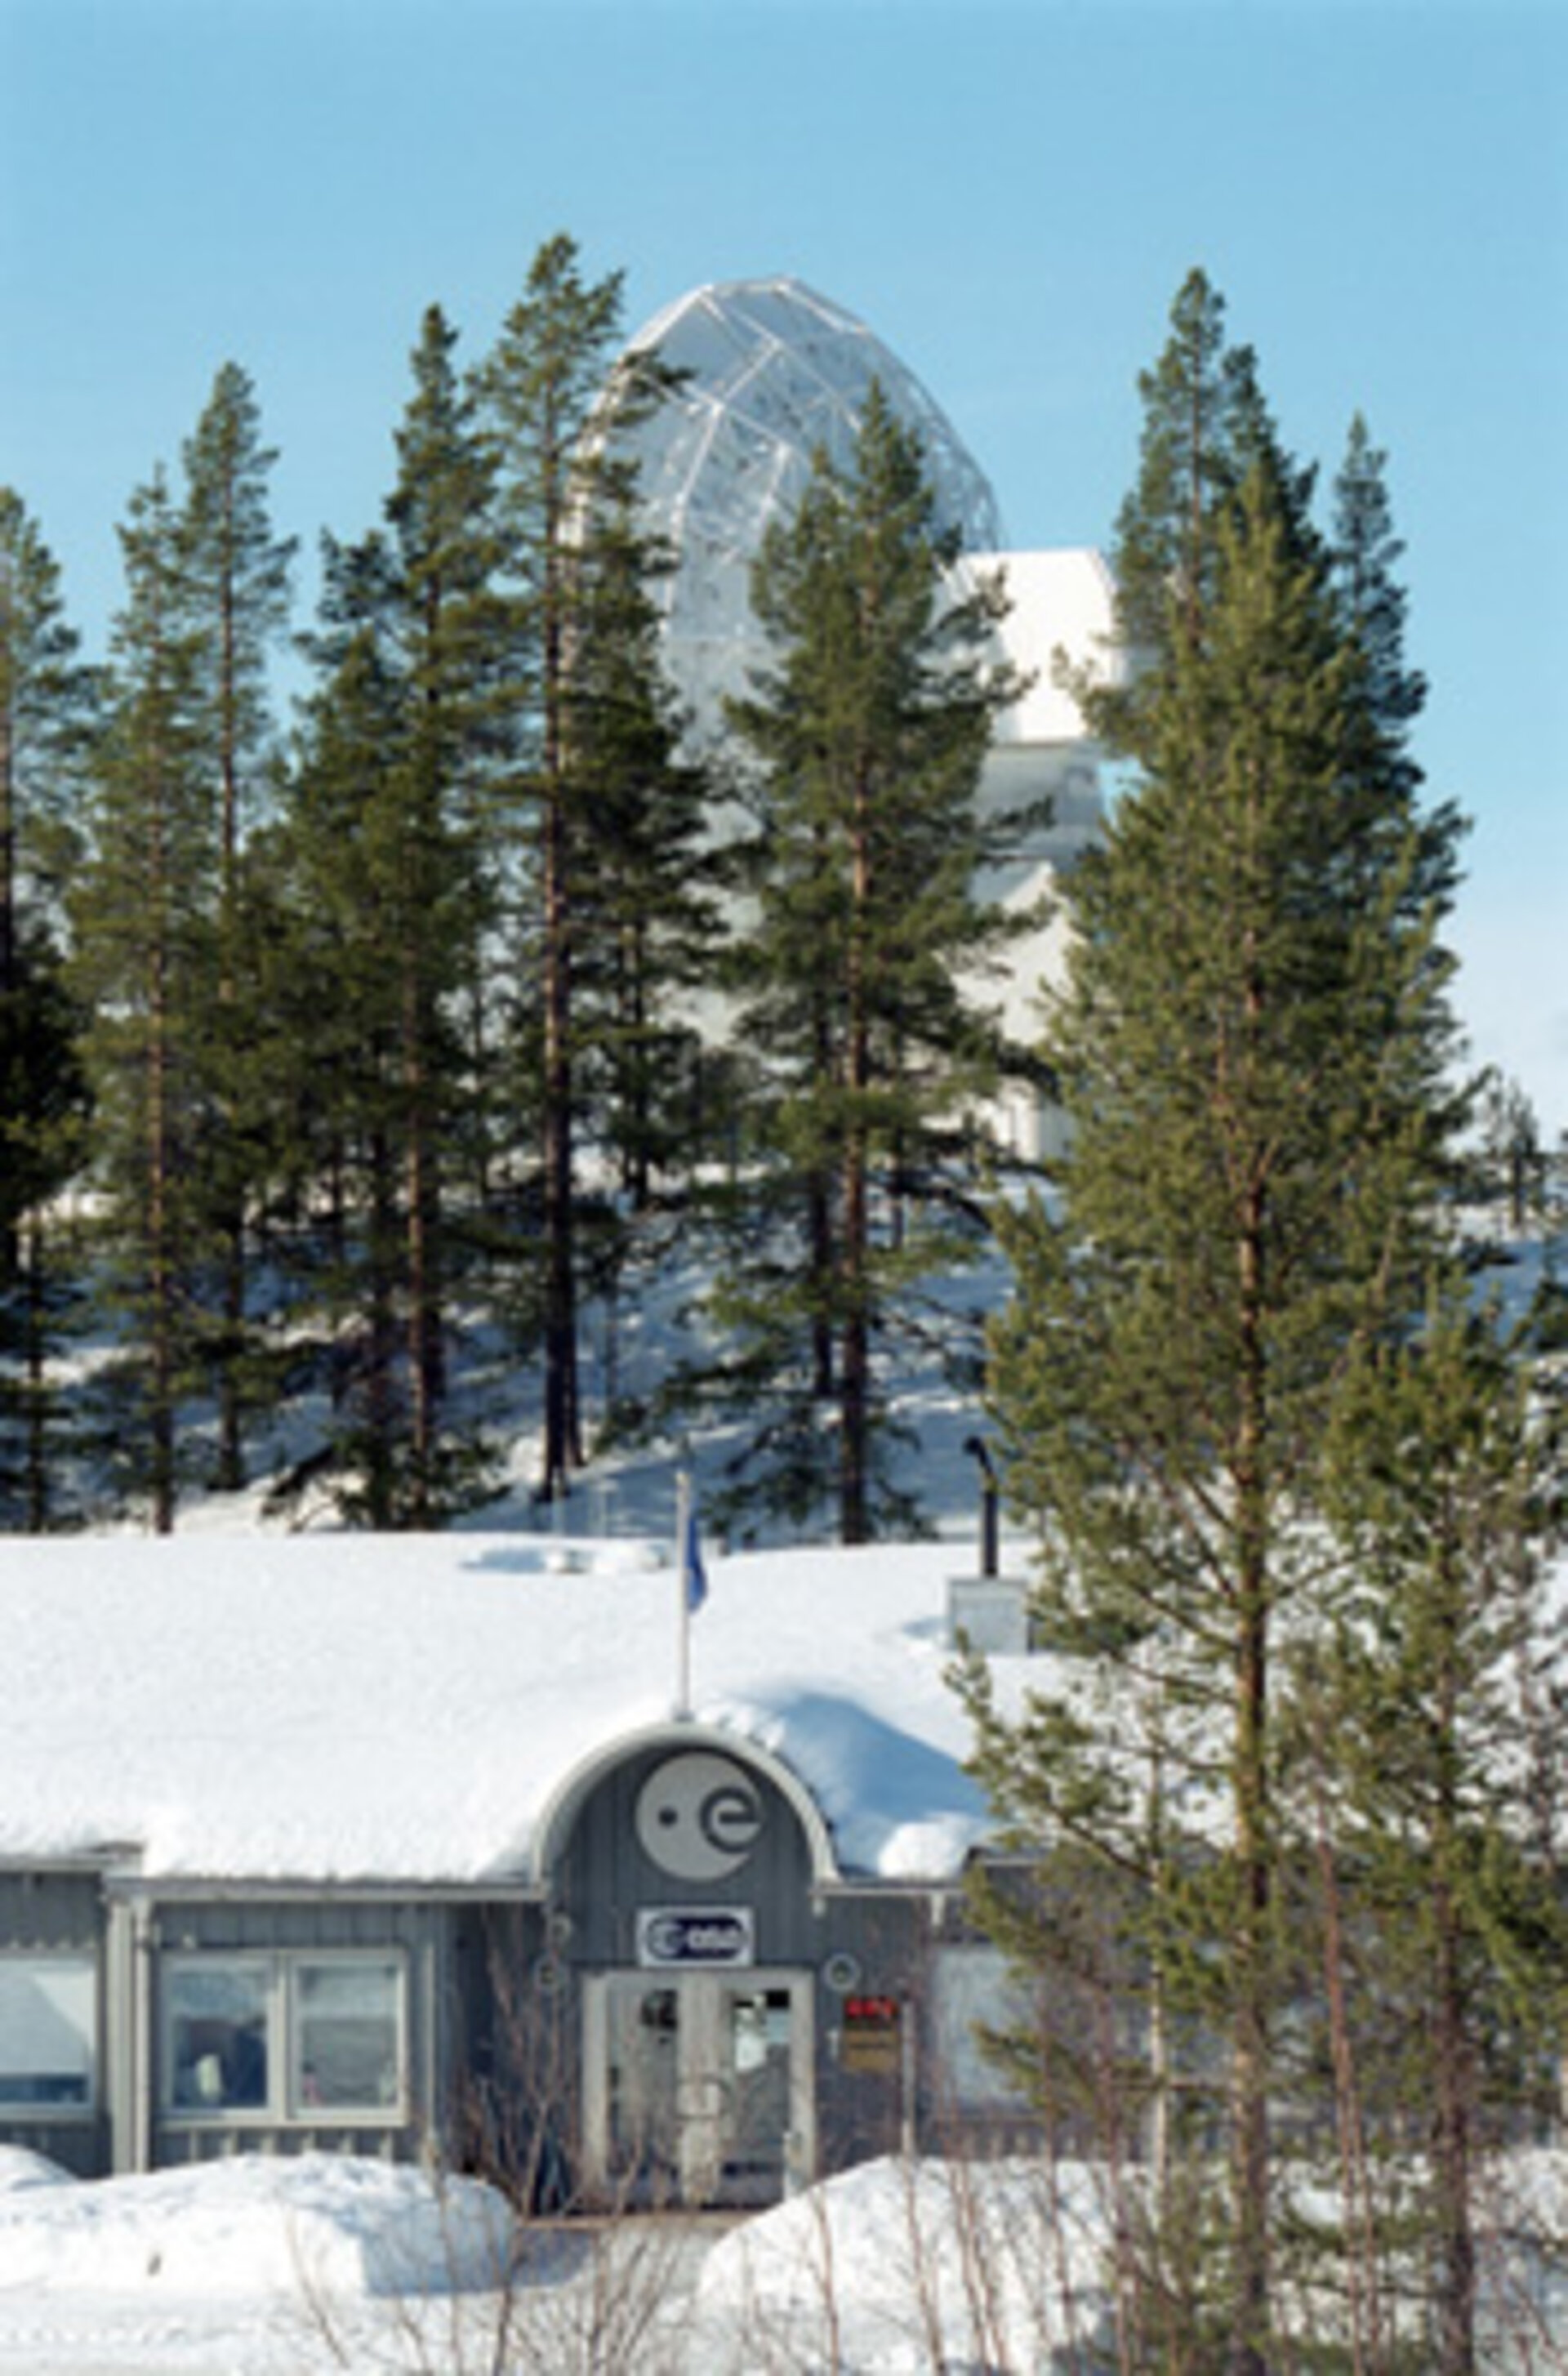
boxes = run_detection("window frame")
[0,1949,99,2122]
[159,1947,409,2128]
[927,1941,1036,2114]
[287,1951,408,2121]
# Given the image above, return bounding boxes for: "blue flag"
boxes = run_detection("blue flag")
[684,1502,708,1613]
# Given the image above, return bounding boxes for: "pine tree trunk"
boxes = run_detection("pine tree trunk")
[366,1129,398,1530]
[23,1217,48,1534]
[1432,1615,1477,2375]
[621,920,651,1211]
[215,551,246,1494]
[811,822,835,1402]
[1231,1586,1271,2376]
[148,937,176,1537]
[840,1135,867,1545]
[0,686,15,999]
[1230,1141,1272,2373]
[840,771,871,1544]
[541,769,579,1501]
[0,693,16,1282]
[143,693,180,1538]
[401,952,445,1523]
[809,1169,835,1401]
[217,1238,245,1493]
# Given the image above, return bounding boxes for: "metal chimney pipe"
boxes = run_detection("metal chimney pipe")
[963,1435,999,1580]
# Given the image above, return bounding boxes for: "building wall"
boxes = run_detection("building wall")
[136,1894,450,2173]
[0,1746,1042,2199]
[466,1739,949,2204]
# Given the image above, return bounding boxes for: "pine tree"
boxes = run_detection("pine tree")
[568,481,720,1216]
[0,489,95,997]
[71,469,213,1530]
[177,362,295,1488]
[479,234,685,1501]
[1307,1275,1565,2376]
[272,551,426,1525]
[1108,267,1311,676]
[0,491,95,1525]
[270,308,501,1527]
[719,383,1026,1543]
[0,933,90,1529]
[964,279,1468,2368]
[380,305,500,1508]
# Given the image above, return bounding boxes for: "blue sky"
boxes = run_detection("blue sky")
[3,0,1565,1134]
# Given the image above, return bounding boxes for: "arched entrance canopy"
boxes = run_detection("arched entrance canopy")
[531,1720,840,1893]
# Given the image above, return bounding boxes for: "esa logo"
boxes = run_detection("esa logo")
[638,1910,754,1966]
[635,1752,764,1881]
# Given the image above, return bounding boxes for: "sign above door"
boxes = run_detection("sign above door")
[635,1908,756,1968]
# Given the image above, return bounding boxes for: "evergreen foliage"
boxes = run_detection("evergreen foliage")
[270,307,501,1527]
[70,468,214,1530]
[564,476,721,1216]
[0,489,96,1525]
[0,933,91,1528]
[1305,1273,1566,2375]
[961,274,1499,2370]
[479,233,704,1502]
[65,367,294,1529]
[0,488,96,992]
[715,383,1030,1542]
[177,362,296,1487]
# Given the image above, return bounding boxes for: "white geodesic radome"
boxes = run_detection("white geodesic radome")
[617,277,1007,745]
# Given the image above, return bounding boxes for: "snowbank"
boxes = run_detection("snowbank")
[0,2148,511,2298]
[697,2154,1119,2367]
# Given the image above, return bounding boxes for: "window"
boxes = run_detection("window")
[162,1952,406,2122]
[292,1959,401,2115]
[929,1946,1034,2111]
[0,1955,97,2114]
[166,1962,270,2111]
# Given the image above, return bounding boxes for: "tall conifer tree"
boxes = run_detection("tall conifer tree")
[0,489,94,997]
[964,279,1468,2369]
[0,493,94,1526]
[381,305,499,1505]
[479,234,687,1500]
[1308,1276,1564,2376]
[720,384,1025,1542]
[178,363,295,1487]
[274,547,425,1525]
[72,470,212,1530]
[566,480,721,1211]
[274,310,499,1525]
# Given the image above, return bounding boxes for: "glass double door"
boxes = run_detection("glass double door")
[584,1969,813,2208]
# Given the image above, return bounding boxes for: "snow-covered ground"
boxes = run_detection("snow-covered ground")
[0,2143,1102,2374]
[2,2142,1565,2374]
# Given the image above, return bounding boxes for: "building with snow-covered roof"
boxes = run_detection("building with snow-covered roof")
[0,1532,1045,2207]
[617,278,1119,1160]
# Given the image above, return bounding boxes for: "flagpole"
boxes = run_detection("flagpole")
[675,1466,692,1718]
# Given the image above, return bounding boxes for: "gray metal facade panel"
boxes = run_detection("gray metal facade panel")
[557,1743,817,1965]
[147,1897,451,2169]
[0,2117,106,2176]
[150,1897,435,1952]
[0,1869,105,1951]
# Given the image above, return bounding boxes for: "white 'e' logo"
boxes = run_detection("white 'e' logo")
[635,1753,764,1881]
